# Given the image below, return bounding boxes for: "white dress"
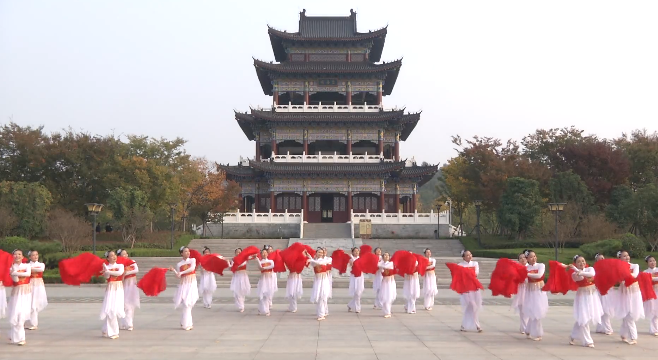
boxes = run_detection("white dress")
[378,261,397,316]
[120,262,140,329]
[348,255,365,313]
[257,259,277,315]
[510,263,528,334]
[570,267,603,346]
[524,262,549,339]
[229,260,250,311]
[403,260,420,314]
[309,256,331,318]
[8,263,31,344]
[0,281,6,320]
[458,260,482,331]
[198,266,218,308]
[423,258,438,309]
[616,262,643,342]
[373,255,383,309]
[644,267,658,334]
[286,267,304,312]
[100,262,125,338]
[27,260,47,328]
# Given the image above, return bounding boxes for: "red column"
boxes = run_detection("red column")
[255,139,261,161]
[347,50,351,62]
[270,191,275,212]
[273,91,279,105]
[304,81,309,104]
[255,193,260,212]
[347,139,352,154]
[377,81,383,105]
[411,194,417,212]
[347,190,352,213]
[346,84,352,105]
[395,193,400,212]
[302,191,307,220]
[303,139,308,154]
[305,53,309,62]
[271,139,277,156]
[394,132,400,161]
[380,191,385,213]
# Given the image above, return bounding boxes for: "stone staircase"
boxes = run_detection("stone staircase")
[303,223,352,239]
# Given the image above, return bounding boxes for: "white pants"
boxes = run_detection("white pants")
[571,322,593,346]
[234,294,245,311]
[26,310,39,328]
[620,314,637,341]
[288,297,297,312]
[348,294,362,313]
[650,315,658,335]
[518,308,529,334]
[527,318,543,339]
[10,321,26,344]
[259,295,271,315]
[382,300,392,316]
[374,289,382,309]
[596,313,613,334]
[180,305,193,328]
[316,298,328,318]
[202,292,213,308]
[424,293,435,309]
[462,303,481,330]
[120,308,134,329]
[406,298,416,313]
[102,315,119,337]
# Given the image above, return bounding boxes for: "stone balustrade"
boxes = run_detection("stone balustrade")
[222,209,303,224]
[272,102,388,113]
[352,209,450,224]
[264,152,394,163]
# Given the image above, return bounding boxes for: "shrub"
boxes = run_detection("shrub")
[0,236,31,253]
[46,208,90,252]
[0,206,17,237]
[579,239,623,260]
[620,233,647,259]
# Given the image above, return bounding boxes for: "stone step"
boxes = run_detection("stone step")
[303,223,352,239]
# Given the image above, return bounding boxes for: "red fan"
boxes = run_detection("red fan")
[446,262,483,294]
[21,257,27,263]
[268,249,286,273]
[414,254,430,277]
[360,244,373,254]
[352,252,380,277]
[331,249,351,274]
[542,260,578,295]
[488,258,527,298]
[280,243,313,273]
[137,267,169,296]
[231,246,260,272]
[58,253,105,286]
[189,249,203,267]
[201,255,229,276]
[638,272,657,302]
[108,256,136,267]
[593,258,638,295]
[0,250,13,285]
[391,251,416,276]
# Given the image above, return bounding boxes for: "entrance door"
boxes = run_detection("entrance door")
[320,194,333,223]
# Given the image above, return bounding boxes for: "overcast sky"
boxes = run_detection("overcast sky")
[1,1,657,166]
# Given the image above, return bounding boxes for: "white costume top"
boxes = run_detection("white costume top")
[173,258,199,309]
[100,262,125,320]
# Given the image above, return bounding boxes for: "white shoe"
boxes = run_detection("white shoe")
[569,338,575,345]
[586,343,594,348]
[17,341,26,346]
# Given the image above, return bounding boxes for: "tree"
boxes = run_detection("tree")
[615,129,658,189]
[548,171,596,240]
[0,181,53,239]
[498,177,542,239]
[187,165,240,237]
[0,206,17,238]
[106,186,152,247]
[438,156,474,233]
[46,208,90,252]
[632,184,658,251]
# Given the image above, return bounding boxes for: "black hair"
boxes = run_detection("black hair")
[423,248,431,255]
[374,247,381,254]
[645,255,655,263]
[203,246,211,254]
[179,246,188,254]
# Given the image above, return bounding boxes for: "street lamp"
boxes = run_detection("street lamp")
[84,203,104,254]
[169,203,176,250]
[547,203,567,261]
[436,204,441,239]
[474,200,482,247]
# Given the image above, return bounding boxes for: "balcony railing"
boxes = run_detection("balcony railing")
[263,152,395,163]
[352,209,450,224]
[271,102,388,113]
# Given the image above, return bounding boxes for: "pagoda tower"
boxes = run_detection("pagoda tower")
[222,9,438,225]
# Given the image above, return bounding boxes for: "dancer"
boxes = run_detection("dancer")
[100,250,125,340]
[458,250,482,332]
[308,249,331,320]
[229,248,251,312]
[644,255,658,336]
[524,250,548,341]
[285,252,307,313]
[264,245,276,309]
[422,248,438,310]
[0,268,5,339]
[403,253,420,314]
[256,249,276,316]
[169,246,199,331]
[569,255,603,348]
[25,250,47,330]
[323,247,333,316]
[511,251,529,335]
[117,249,139,331]
[373,247,383,310]
[616,250,643,344]
[198,246,218,309]
[8,249,31,346]
[379,252,396,318]
[348,247,364,313]
[594,253,615,335]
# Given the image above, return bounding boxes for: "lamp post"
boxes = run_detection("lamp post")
[547,203,567,261]
[436,204,441,239]
[84,203,104,254]
[474,200,482,247]
[169,203,176,250]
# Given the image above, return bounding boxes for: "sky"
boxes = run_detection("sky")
[1,1,657,167]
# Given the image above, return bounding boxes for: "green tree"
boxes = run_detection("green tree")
[615,129,658,189]
[106,186,152,247]
[498,177,542,239]
[0,181,53,239]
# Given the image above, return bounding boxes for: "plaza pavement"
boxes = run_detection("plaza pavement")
[2,286,657,360]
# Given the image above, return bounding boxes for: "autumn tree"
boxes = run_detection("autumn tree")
[46,208,90,252]
[0,181,53,239]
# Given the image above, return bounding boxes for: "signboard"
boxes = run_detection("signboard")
[359,219,372,239]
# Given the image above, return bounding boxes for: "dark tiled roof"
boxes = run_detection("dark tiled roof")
[254,59,401,96]
[400,165,439,186]
[267,10,387,62]
[233,110,421,141]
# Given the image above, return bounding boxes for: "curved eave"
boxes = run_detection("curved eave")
[400,165,439,187]
[234,112,257,140]
[268,26,388,62]
[399,113,421,141]
[219,164,258,182]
